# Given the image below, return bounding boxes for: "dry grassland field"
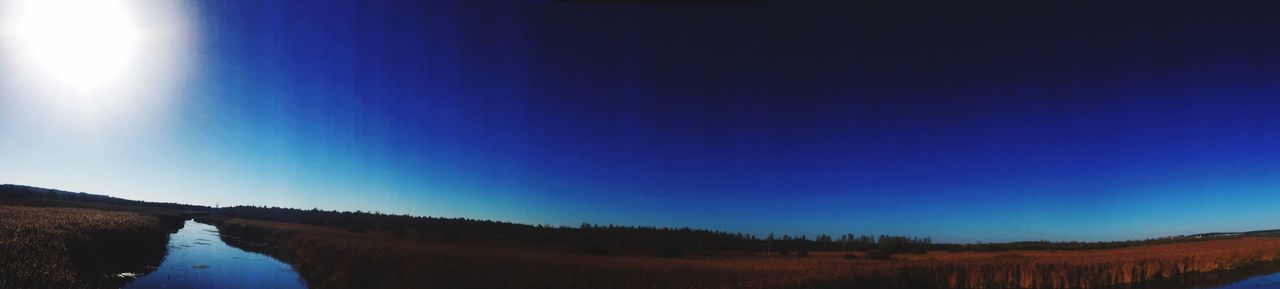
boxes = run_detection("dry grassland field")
[210,217,1280,289]
[0,205,172,289]
[5,185,1280,289]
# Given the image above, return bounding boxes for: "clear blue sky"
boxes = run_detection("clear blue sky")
[2,1,1280,243]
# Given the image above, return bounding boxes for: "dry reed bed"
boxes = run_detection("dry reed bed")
[0,205,170,289]
[216,218,1280,289]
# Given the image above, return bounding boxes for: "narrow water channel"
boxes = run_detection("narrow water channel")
[120,220,307,289]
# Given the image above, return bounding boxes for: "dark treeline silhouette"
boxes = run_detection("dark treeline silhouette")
[0,184,208,212]
[218,205,950,256]
[216,205,761,256]
[211,205,1275,257]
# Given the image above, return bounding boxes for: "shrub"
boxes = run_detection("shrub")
[843,253,858,260]
[796,249,809,257]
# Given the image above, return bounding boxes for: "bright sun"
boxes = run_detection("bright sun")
[0,0,193,129]
[2,0,144,90]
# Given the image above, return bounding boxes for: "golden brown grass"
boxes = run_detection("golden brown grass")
[0,205,170,289]
[213,218,1280,289]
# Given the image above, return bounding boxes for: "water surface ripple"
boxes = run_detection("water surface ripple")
[121,220,306,289]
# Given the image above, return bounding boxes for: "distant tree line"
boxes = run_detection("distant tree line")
[214,205,1280,257]
[217,205,762,256]
[212,206,943,258]
[0,184,208,212]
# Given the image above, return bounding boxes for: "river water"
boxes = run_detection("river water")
[1201,271,1280,289]
[120,220,307,289]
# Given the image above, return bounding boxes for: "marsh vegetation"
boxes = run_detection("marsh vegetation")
[5,184,1280,289]
[0,205,171,289]
[203,216,1280,289]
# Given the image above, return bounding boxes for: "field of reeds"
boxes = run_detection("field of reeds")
[0,205,173,289]
[208,217,1280,289]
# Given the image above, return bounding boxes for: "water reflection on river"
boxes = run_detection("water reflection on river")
[121,220,307,289]
[1201,270,1280,289]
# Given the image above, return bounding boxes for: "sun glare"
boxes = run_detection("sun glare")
[0,0,194,131]
[3,0,143,91]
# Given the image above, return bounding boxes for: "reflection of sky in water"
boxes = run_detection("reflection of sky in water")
[122,220,306,289]
[1206,271,1280,289]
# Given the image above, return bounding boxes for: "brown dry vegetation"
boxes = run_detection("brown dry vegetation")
[0,205,171,289]
[211,218,1280,289]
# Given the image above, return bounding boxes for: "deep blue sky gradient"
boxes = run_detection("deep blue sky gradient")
[7,1,1280,242]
